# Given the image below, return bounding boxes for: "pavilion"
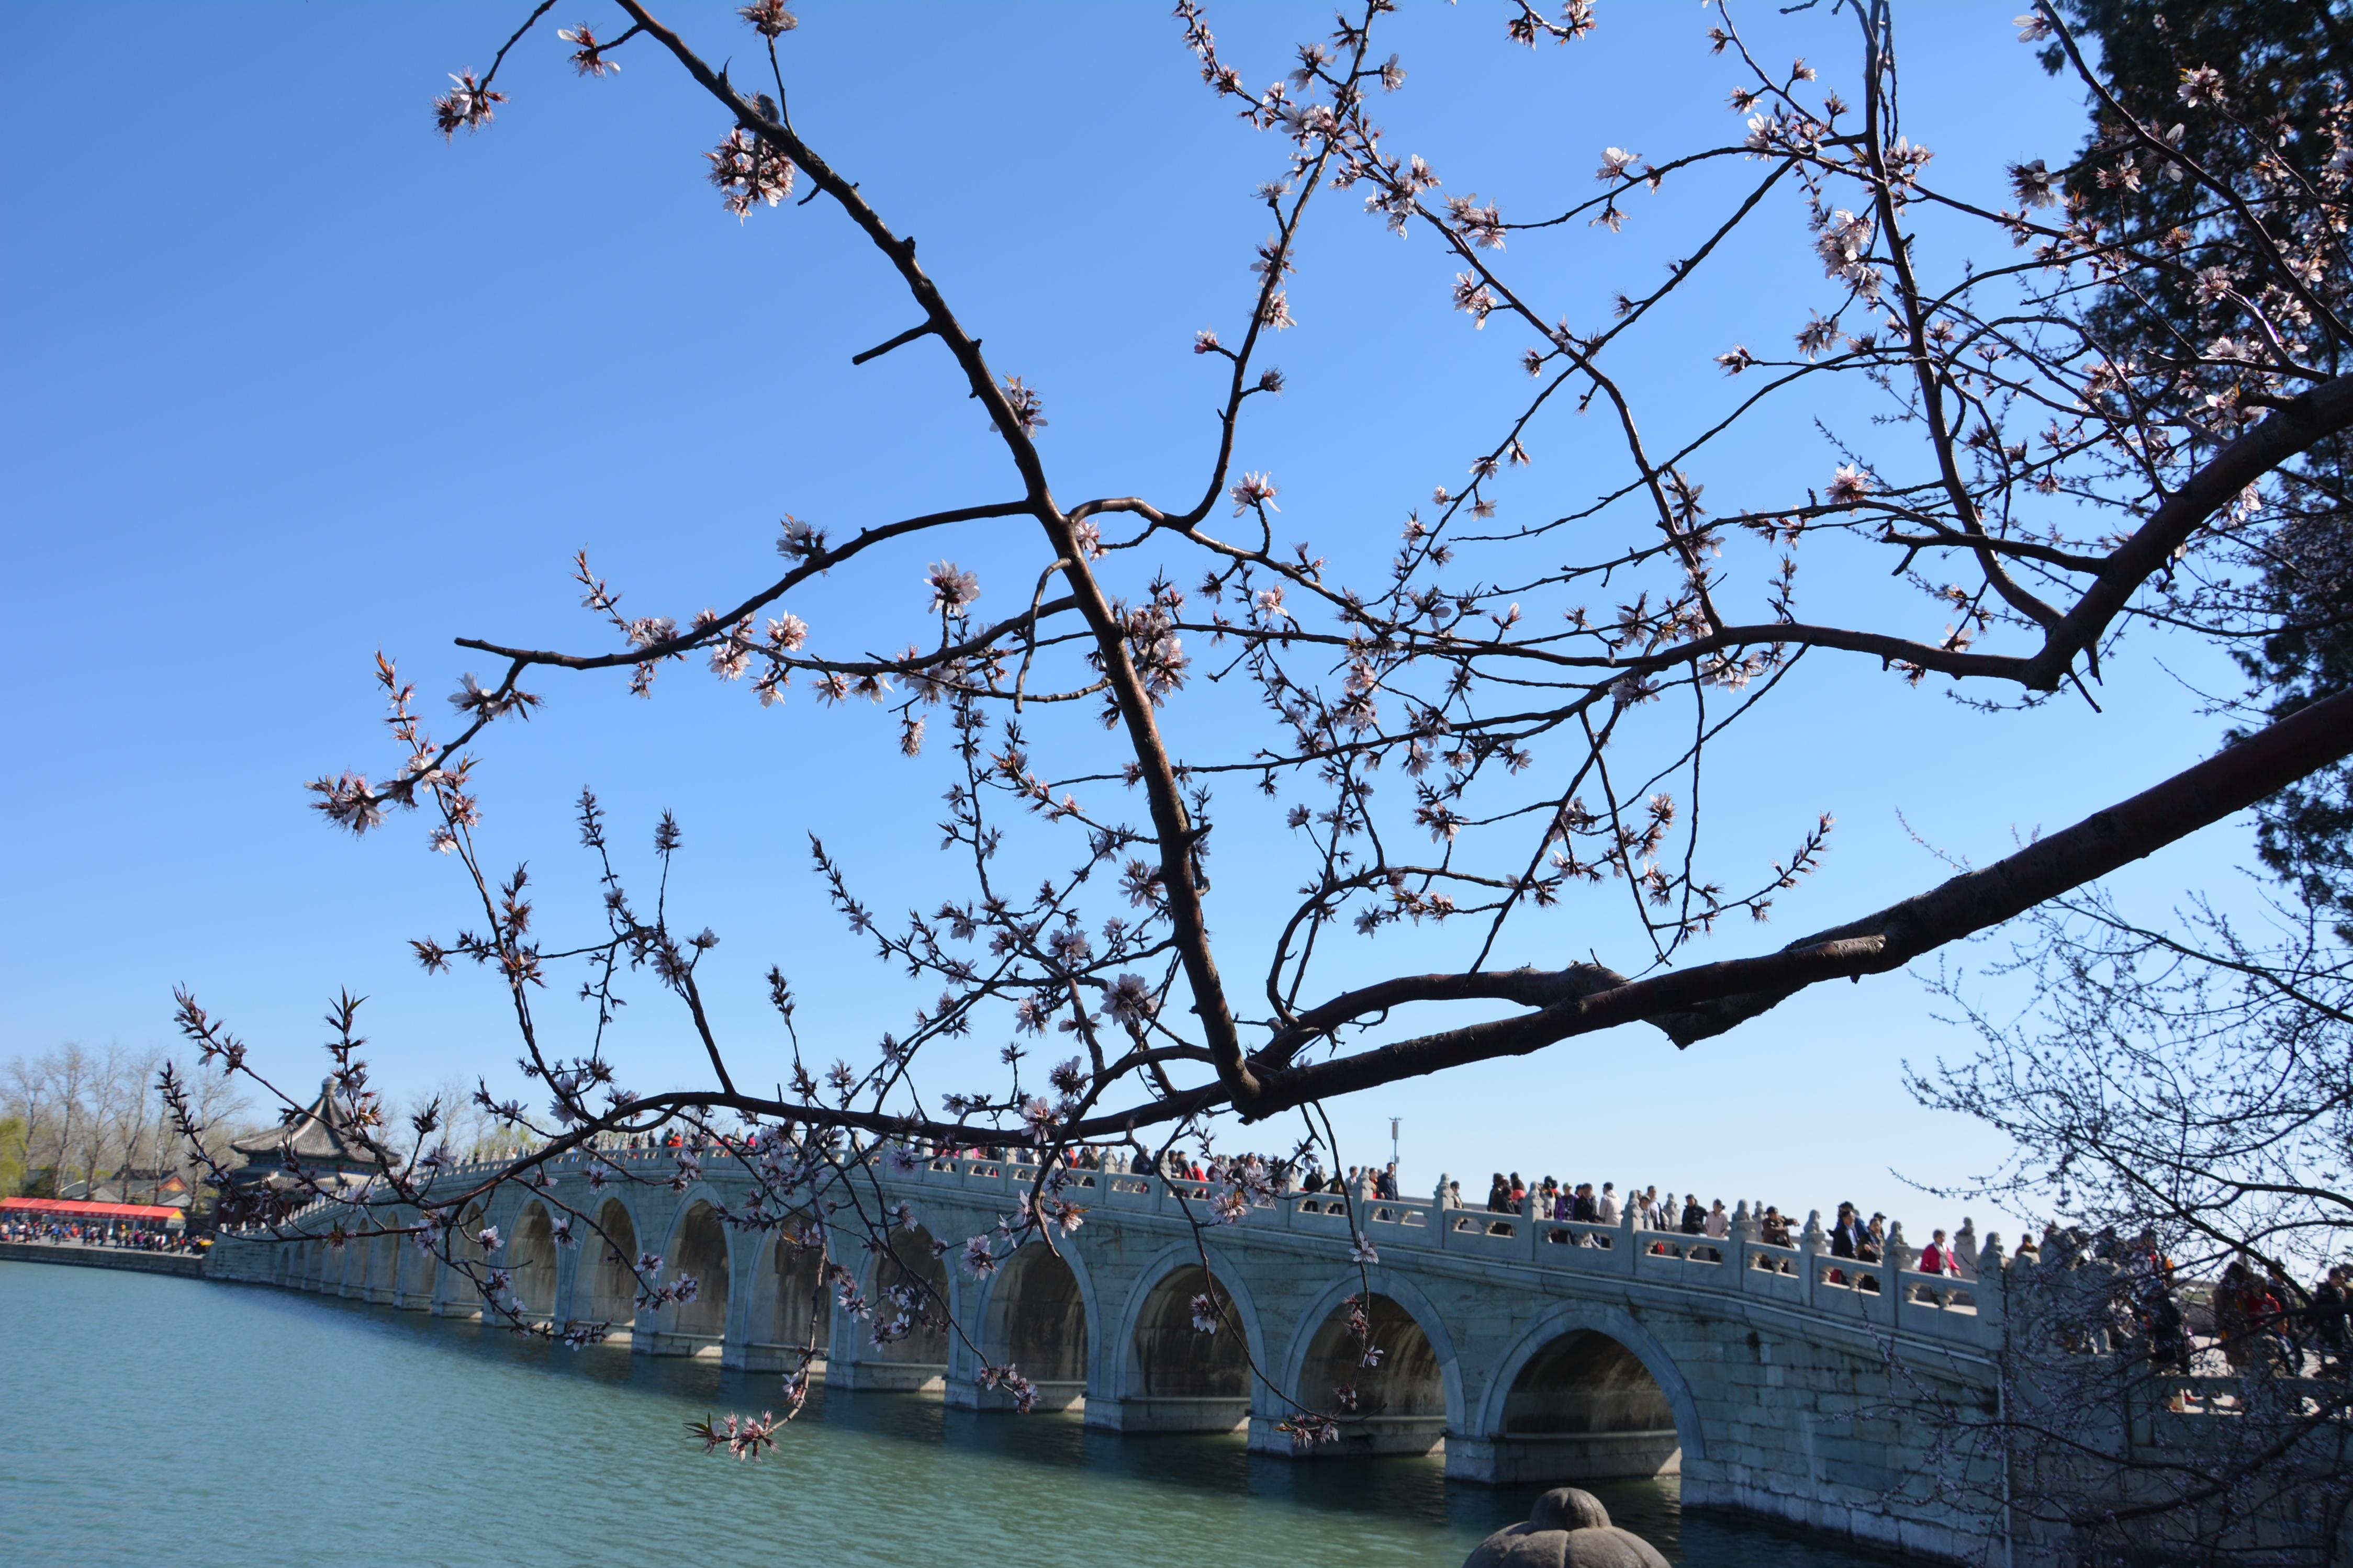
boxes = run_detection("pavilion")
[226,1078,382,1193]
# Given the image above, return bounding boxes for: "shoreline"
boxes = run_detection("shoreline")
[0,1240,206,1279]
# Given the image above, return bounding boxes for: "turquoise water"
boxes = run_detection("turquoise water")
[0,1260,1881,1567]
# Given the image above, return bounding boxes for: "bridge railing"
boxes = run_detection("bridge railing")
[865,1150,2007,1352]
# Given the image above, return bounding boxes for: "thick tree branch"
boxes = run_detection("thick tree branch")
[1236,686,2353,1116]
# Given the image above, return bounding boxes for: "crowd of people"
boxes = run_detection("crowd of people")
[2,1216,198,1252]
[2111,1231,2350,1385]
[1440,1174,1971,1275]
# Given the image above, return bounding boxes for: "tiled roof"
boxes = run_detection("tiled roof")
[230,1079,375,1171]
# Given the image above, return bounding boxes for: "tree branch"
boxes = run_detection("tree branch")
[1236,686,2353,1116]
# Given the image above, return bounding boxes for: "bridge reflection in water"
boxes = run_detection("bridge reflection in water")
[215,1148,2007,1563]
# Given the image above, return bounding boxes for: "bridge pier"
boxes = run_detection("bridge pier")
[1244,1412,1447,1457]
[1444,1431,1682,1484]
[1079,1395,1238,1432]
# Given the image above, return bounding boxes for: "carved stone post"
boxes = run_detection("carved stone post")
[1976,1232,2007,1334]
[1885,1220,1913,1325]
[1799,1209,1824,1308]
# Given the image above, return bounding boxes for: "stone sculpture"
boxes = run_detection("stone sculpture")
[1461,1487,1671,1568]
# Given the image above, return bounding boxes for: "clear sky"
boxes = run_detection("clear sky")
[0,3,2257,1236]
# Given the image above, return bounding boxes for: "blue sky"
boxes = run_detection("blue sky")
[1,4,2255,1233]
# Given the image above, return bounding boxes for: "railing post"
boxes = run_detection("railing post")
[1524,1188,1540,1260]
[1618,1193,1638,1276]
[1798,1209,1824,1309]
[1731,1199,1755,1289]
[1976,1232,2007,1338]
[1884,1220,1912,1328]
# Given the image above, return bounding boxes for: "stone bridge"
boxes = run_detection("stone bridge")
[210,1147,2009,1562]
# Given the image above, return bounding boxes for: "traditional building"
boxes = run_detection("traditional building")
[227,1078,379,1192]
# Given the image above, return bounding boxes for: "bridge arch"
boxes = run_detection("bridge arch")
[1461,1301,1702,1483]
[973,1240,1096,1409]
[743,1214,832,1368]
[580,1195,643,1333]
[1281,1269,1465,1453]
[861,1223,953,1367]
[506,1202,559,1318]
[1105,1244,1266,1430]
[654,1195,731,1352]
[367,1229,397,1302]
[429,1205,488,1315]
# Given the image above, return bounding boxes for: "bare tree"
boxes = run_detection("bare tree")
[4,1044,245,1205]
[171,0,2353,1463]
[1901,875,2352,1563]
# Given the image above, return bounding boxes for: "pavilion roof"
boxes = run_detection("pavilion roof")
[229,1078,377,1171]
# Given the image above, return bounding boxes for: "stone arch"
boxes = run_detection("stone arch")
[507,1202,559,1318]
[744,1214,831,1368]
[976,1241,1095,1409]
[655,1198,731,1351]
[581,1197,641,1332]
[865,1223,951,1366]
[1281,1269,1464,1456]
[1106,1245,1267,1430]
[404,1235,435,1308]
[1463,1301,1704,1482]
[439,1205,488,1316]
[368,1230,398,1302]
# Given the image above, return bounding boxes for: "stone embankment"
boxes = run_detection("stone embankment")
[0,1239,207,1279]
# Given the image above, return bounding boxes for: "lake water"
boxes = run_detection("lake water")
[0,1260,1886,1567]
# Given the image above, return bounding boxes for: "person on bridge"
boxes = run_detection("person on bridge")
[1679,1195,1706,1236]
[1918,1229,1956,1276]
[1952,1220,1980,1281]
[2311,1265,2349,1379]
[1597,1183,1620,1225]
[1827,1202,1863,1285]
